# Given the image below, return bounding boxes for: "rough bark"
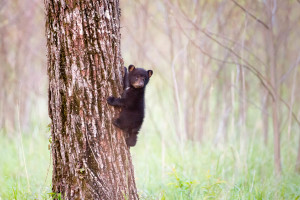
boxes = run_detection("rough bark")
[45,0,139,199]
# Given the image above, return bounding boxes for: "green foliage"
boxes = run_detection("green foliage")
[131,130,300,200]
[79,168,85,173]
[48,192,62,200]
[1,126,300,199]
[167,167,198,199]
[0,130,52,200]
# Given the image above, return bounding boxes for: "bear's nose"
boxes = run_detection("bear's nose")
[133,80,144,88]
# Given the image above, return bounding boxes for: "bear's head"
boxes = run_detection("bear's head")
[128,65,153,89]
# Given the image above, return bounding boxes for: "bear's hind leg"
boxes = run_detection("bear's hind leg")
[126,126,141,147]
[126,134,137,147]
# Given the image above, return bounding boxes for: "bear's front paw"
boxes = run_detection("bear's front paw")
[113,118,121,128]
[107,96,115,105]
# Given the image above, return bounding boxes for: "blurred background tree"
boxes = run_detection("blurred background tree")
[120,0,300,174]
[0,0,46,133]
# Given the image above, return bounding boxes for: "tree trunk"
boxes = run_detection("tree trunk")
[262,1,282,175]
[266,20,282,176]
[296,133,300,173]
[45,0,139,199]
[261,92,269,146]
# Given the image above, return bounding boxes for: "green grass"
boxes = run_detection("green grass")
[0,129,52,200]
[132,130,300,200]
[1,127,300,200]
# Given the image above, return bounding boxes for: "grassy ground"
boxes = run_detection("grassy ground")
[0,129,51,199]
[133,132,300,200]
[0,127,300,199]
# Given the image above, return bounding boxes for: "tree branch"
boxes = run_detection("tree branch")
[230,0,270,30]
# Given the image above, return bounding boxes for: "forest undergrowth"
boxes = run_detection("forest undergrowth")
[1,126,299,200]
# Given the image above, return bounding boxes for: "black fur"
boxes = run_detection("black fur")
[107,65,153,147]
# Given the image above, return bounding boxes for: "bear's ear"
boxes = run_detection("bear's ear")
[148,70,153,78]
[128,65,135,72]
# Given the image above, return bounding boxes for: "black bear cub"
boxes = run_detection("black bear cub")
[107,65,153,147]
